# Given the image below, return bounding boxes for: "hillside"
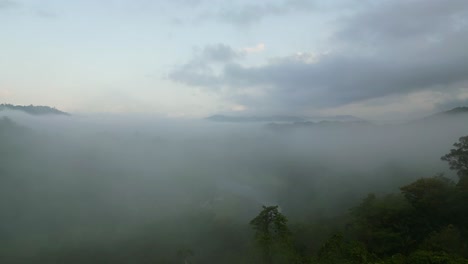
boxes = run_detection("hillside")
[206,114,364,123]
[0,104,69,116]
[206,115,307,123]
[435,106,468,116]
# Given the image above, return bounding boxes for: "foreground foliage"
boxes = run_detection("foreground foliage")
[251,136,468,263]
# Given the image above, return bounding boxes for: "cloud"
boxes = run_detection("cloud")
[0,0,18,9]
[203,0,316,26]
[169,62,222,88]
[169,43,244,88]
[36,9,58,18]
[319,90,463,121]
[336,0,468,44]
[433,86,468,112]
[0,89,11,98]
[243,43,265,54]
[225,38,468,106]
[167,0,317,28]
[171,0,205,8]
[231,104,247,112]
[200,43,243,63]
[170,0,468,115]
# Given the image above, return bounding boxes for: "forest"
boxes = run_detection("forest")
[1,112,468,263]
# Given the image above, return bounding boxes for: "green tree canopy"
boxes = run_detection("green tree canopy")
[442,136,468,188]
[250,205,295,263]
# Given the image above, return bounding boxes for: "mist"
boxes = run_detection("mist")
[1,111,466,263]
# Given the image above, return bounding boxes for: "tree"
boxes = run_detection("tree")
[400,175,456,234]
[441,136,468,188]
[400,175,454,213]
[315,233,375,264]
[176,248,194,264]
[250,205,293,264]
[350,193,414,256]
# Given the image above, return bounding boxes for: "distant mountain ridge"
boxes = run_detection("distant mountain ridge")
[0,104,69,116]
[206,114,364,123]
[433,106,468,116]
[265,119,373,131]
[206,115,306,123]
[417,106,468,123]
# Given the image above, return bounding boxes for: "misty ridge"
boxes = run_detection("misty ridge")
[1,105,468,263]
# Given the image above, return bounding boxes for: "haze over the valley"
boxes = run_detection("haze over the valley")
[2,0,468,263]
[1,105,468,262]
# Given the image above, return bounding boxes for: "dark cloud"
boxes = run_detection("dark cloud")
[169,62,222,88]
[433,86,468,112]
[337,0,468,43]
[206,0,316,26]
[170,0,468,113]
[200,43,242,63]
[171,0,205,8]
[224,34,468,107]
[169,43,243,88]
[167,0,316,27]
[36,9,58,18]
[0,0,18,9]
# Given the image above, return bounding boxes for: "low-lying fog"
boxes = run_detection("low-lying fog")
[1,111,466,263]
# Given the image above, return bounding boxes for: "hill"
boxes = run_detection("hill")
[206,115,306,123]
[434,106,468,116]
[205,114,364,123]
[0,104,69,116]
[414,106,468,124]
[264,119,373,131]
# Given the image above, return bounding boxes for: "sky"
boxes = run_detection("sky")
[1,0,468,120]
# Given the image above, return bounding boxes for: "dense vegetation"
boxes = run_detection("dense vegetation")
[1,114,468,263]
[246,136,468,263]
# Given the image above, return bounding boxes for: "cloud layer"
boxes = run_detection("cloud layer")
[169,0,468,115]
[208,0,316,26]
[0,0,17,9]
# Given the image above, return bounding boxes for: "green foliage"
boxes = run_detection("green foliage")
[315,233,377,264]
[250,205,298,263]
[348,167,468,260]
[441,136,468,188]
[406,250,468,264]
[400,175,456,234]
[400,175,455,210]
[177,248,194,263]
[421,225,468,257]
[375,251,468,264]
[250,206,290,245]
[289,216,346,261]
[350,193,414,256]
